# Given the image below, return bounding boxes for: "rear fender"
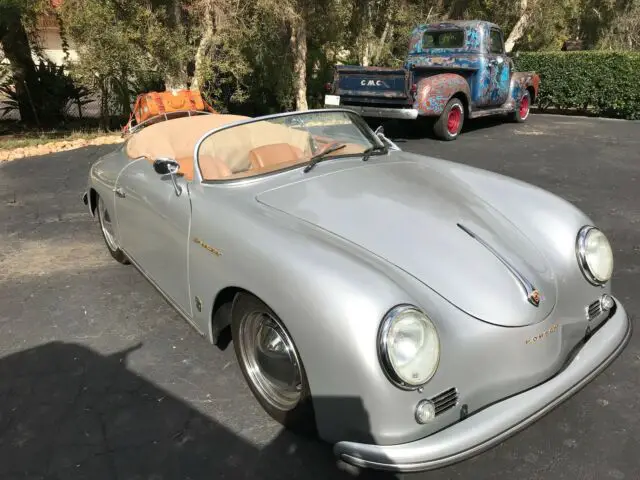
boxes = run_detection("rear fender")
[413,73,471,116]
[505,72,540,110]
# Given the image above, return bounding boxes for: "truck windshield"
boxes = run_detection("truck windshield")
[423,30,465,48]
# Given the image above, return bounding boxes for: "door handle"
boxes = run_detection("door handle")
[114,187,126,198]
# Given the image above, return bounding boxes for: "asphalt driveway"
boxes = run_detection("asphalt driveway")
[0,114,638,480]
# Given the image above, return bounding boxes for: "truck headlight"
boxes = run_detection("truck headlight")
[378,305,440,390]
[576,226,614,285]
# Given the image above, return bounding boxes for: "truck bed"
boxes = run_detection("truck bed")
[331,65,411,101]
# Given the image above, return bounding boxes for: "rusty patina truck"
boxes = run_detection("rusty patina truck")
[324,20,540,140]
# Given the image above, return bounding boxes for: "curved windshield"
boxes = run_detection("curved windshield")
[196,110,382,181]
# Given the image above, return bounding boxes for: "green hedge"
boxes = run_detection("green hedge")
[514,51,640,120]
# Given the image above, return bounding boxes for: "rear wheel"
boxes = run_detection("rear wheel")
[512,90,531,123]
[231,293,317,436]
[96,194,129,264]
[433,98,464,141]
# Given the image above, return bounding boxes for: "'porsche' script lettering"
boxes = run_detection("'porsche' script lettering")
[525,323,558,345]
[193,237,222,257]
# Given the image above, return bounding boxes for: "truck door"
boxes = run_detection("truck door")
[487,28,511,106]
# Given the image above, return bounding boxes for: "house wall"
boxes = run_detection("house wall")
[34,13,79,65]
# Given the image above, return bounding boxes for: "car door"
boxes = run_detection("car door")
[487,28,511,106]
[114,158,193,317]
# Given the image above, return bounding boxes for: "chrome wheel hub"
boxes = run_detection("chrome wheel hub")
[98,197,118,251]
[239,312,302,411]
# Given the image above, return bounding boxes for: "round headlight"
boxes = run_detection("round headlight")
[378,305,440,389]
[576,226,614,285]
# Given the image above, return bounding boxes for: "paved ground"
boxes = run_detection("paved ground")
[0,114,638,480]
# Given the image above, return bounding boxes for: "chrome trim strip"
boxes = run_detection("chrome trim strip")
[457,223,540,307]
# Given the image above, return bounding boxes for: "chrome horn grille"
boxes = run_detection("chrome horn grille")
[429,387,459,416]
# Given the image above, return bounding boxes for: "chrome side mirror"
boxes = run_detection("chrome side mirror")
[374,126,401,151]
[153,157,180,175]
[153,157,182,196]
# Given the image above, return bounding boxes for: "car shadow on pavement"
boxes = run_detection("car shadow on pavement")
[0,341,399,480]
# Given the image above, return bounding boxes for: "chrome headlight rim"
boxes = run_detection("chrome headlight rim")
[576,225,613,286]
[377,304,440,391]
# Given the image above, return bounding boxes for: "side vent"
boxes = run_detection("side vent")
[430,387,459,416]
[587,299,603,321]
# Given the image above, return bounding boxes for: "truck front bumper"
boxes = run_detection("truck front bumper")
[334,104,419,120]
[334,298,632,473]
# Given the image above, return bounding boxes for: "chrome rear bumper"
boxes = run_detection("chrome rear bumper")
[334,298,632,472]
[337,104,419,120]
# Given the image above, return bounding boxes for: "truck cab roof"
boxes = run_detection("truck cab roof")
[408,20,503,55]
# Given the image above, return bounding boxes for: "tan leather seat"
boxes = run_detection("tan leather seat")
[199,155,232,180]
[249,143,304,169]
[125,113,251,178]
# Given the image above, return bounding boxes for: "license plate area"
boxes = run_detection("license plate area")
[324,94,341,106]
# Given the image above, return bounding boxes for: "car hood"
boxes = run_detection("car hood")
[255,159,557,327]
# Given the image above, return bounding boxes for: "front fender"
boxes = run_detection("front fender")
[505,71,541,109]
[187,186,467,445]
[413,73,471,116]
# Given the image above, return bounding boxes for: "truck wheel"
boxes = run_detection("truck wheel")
[512,90,531,123]
[433,98,464,141]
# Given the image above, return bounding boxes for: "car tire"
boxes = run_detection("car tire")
[96,194,129,265]
[231,292,317,436]
[512,90,531,123]
[433,97,465,141]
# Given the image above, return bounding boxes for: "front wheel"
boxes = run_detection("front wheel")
[512,90,531,123]
[433,98,465,141]
[231,293,317,436]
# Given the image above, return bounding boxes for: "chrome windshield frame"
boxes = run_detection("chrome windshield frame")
[192,108,385,184]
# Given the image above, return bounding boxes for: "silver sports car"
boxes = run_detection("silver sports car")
[82,108,631,472]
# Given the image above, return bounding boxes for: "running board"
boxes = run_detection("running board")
[468,106,514,119]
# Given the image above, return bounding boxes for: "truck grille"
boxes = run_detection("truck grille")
[430,387,459,416]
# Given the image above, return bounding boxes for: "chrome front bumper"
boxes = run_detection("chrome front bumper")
[336,104,419,120]
[334,298,632,473]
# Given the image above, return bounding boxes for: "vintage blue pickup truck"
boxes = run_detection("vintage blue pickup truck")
[324,20,540,140]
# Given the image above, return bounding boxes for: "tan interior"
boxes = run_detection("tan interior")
[125,113,250,181]
[197,120,313,176]
[126,113,371,182]
[248,143,304,169]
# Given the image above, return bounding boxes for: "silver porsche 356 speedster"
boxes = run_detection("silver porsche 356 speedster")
[82,108,631,472]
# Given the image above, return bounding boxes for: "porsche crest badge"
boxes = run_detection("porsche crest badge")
[528,289,541,307]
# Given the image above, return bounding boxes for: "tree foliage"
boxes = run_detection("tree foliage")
[2,0,639,123]
[58,0,192,121]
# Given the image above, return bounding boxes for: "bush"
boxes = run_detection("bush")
[514,51,640,120]
[0,59,92,126]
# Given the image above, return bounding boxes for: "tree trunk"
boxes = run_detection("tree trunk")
[505,0,531,52]
[191,2,225,91]
[372,21,390,65]
[361,42,370,67]
[289,16,308,111]
[0,10,39,124]
[99,77,109,131]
